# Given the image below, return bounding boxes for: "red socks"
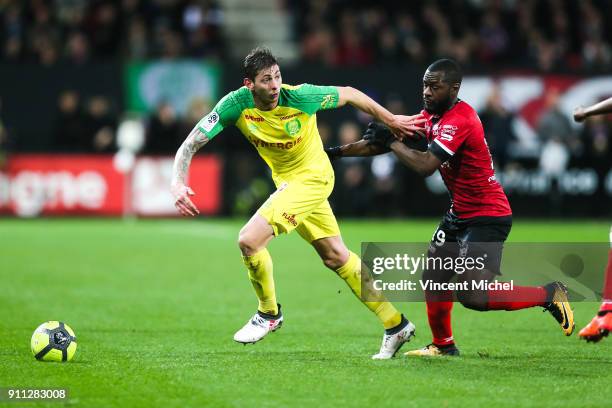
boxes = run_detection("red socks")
[487,285,548,311]
[426,291,455,346]
[425,285,550,346]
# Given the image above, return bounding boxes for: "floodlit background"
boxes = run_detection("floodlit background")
[0,0,611,218]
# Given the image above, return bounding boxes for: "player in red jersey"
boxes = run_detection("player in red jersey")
[574,98,612,342]
[326,59,575,356]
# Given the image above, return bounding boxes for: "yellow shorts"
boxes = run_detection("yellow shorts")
[257,174,340,243]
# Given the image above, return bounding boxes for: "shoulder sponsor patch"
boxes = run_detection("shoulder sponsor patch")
[321,94,335,109]
[439,124,457,141]
[201,111,219,132]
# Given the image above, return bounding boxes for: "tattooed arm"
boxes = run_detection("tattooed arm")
[171,90,240,215]
[171,127,210,216]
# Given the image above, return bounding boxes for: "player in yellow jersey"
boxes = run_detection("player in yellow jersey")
[171,47,425,359]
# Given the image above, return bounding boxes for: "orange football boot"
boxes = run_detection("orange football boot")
[579,312,612,342]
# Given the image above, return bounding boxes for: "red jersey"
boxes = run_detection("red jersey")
[423,100,511,218]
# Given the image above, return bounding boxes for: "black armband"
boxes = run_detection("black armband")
[428,141,452,163]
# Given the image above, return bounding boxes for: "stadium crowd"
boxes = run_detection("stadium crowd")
[291,0,612,72]
[0,0,225,64]
[2,1,611,69]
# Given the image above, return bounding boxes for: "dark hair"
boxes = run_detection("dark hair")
[426,59,463,84]
[244,47,278,80]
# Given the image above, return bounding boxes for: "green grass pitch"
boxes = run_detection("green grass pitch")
[1,218,610,407]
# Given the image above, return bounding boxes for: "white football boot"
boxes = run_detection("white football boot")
[233,308,283,344]
[371,318,416,360]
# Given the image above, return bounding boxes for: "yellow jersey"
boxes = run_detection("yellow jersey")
[196,83,339,184]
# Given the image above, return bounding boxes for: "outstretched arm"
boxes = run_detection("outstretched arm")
[325,140,389,160]
[574,97,612,122]
[326,137,441,177]
[336,86,425,138]
[171,127,210,216]
[388,141,442,177]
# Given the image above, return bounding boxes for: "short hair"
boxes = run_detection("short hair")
[244,47,278,80]
[426,59,463,84]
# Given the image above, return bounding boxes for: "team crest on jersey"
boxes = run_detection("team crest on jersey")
[285,118,301,136]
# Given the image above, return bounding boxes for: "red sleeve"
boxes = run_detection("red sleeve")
[432,117,470,157]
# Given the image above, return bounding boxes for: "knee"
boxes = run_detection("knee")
[322,248,349,270]
[457,290,489,311]
[322,254,346,270]
[238,231,258,256]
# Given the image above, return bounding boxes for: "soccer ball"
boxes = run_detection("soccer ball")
[31,321,77,362]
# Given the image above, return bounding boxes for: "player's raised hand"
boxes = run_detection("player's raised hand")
[573,106,587,122]
[363,122,394,148]
[171,183,200,216]
[387,114,426,139]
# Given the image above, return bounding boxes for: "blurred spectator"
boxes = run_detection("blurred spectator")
[125,17,149,60]
[86,2,121,58]
[182,0,225,58]
[2,4,25,62]
[318,121,332,146]
[26,0,61,65]
[478,11,509,62]
[385,93,407,115]
[396,13,425,63]
[0,98,9,168]
[182,98,211,134]
[581,114,612,169]
[376,27,402,64]
[55,0,87,29]
[582,39,612,72]
[332,121,372,216]
[85,96,117,153]
[53,90,88,152]
[479,84,516,170]
[154,27,184,60]
[228,154,272,216]
[144,101,182,154]
[301,26,336,65]
[65,31,90,65]
[337,121,361,152]
[537,87,579,156]
[580,113,612,214]
[333,11,373,66]
[537,87,574,215]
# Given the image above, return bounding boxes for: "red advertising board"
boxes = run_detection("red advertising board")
[0,154,221,217]
[130,156,222,216]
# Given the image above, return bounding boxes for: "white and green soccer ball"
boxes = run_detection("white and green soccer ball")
[31,321,77,362]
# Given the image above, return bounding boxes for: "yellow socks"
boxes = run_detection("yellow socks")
[335,251,402,329]
[241,249,400,328]
[242,248,278,316]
